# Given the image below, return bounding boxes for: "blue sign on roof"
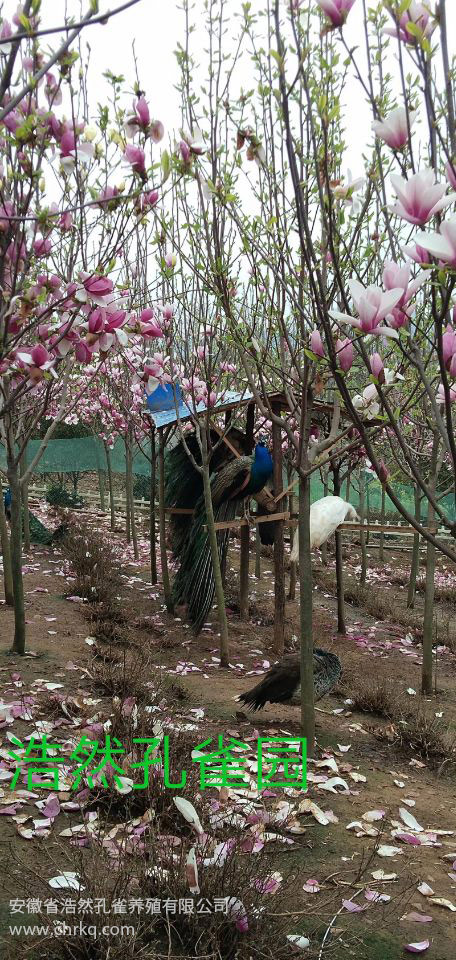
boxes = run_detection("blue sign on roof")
[145,388,254,427]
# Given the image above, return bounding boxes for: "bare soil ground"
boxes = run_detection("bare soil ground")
[1,507,456,959]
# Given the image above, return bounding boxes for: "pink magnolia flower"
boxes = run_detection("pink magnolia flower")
[179,139,191,164]
[33,235,52,257]
[0,19,12,55]
[59,129,95,171]
[330,280,403,339]
[0,200,15,231]
[161,302,174,323]
[437,383,456,405]
[44,72,62,106]
[83,275,114,301]
[382,260,429,310]
[310,329,325,357]
[384,1,435,45]
[75,340,93,364]
[336,337,354,372]
[165,251,177,268]
[372,107,416,150]
[442,325,456,369]
[137,189,159,213]
[387,307,409,330]
[135,96,150,128]
[124,144,146,178]
[31,344,50,368]
[401,243,431,266]
[124,96,151,137]
[94,185,121,209]
[415,216,456,268]
[390,169,456,226]
[150,120,164,143]
[370,352,385,383]
[59,211,73,231]
[316,0,356,27]
[139,310,163,338]
[225,898,248,933]
[87,309,104,336]
[3,109,21,134]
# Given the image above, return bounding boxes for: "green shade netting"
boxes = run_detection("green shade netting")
[0,436,151,477]
[1,438,455,522]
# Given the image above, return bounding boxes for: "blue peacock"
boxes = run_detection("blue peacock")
[170,438,274,632]
[3,486,68,545]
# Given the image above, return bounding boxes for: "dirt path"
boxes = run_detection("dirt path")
[1,524,456,959]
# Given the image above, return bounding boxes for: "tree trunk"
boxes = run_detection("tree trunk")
[272,406,285,655]
[125,434,131,543]
[379,486,385,563]
[359,470,367,588]
[0,478,14,605]
[239,523,249,619]
[150,427,157,585]
[422,435,439,695]
[407,484,421,609]
[20,449,30,553]
[288,473,296,601]
[299,470,315,756]
[333,467,346,634]
[7,461,26,654]
[104,441,116,531]
[98,469,106,511]
[200,427,229,667]
[158,429,173,613]
[127,431,139,561]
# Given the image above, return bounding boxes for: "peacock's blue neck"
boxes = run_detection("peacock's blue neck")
[248,444,273,493]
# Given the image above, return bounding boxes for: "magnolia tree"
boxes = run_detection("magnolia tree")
[0,1,167,653]
[163,0,456,749]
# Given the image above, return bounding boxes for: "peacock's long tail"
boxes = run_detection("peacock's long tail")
[164,436,204,556]
[164,429,252,557]
[172,492,237,633]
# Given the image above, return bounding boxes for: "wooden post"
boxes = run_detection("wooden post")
[20,448,30,553]
[299,468,315,755]
[0,477,14,605]
[150,425,157,585]
[333,465,346,635]
[104,440,116,530]
[272,402,285,655]
[320,467,328,566]
[287,464,296,601]
[379,486,385,562]
[158,428,173,613]
[239,403,255,619]
[255,524,261,579]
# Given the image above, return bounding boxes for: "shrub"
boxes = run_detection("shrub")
[46,485,84,509]
[62,524,122,608]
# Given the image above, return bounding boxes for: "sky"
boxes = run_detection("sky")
[2,0,455,179]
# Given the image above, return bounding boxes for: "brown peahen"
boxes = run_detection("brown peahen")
[237,648,341,711]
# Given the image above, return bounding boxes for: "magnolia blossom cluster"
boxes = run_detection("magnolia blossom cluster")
[181,376,217,408]
[2,275,168,387]
[383,1,436,45]
[316,0,356,28]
